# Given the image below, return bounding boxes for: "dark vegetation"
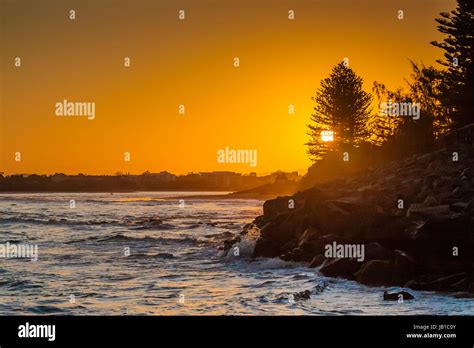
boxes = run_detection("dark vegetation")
[303,0,473,188]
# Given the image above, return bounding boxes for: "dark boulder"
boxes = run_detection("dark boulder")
[280,247,308,262]
[404,280,429,290]
[428,272,469,291]
[301,233,350,258]
[297,227,320,248]
[451,292,474,299]
[254,213,303,257]
[293,290,311,301]
[263,196,292,219]
[413,214,470,242]
[364,242,392,261]
[319,258,361,279]
[155,253,175,259]
[355,260,392,286]
[452,277,471,291]
[223,236,240,252]
[450,201,471,213]
[383,290,414,301]
[280,239,298,254]
[469,282,474,293]
[296,227,324,256]
[391,250,416,285]
[408,205,450,218]
[309,254,325,268]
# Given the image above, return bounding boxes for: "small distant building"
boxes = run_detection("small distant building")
[268,171,300,183]
[143,171,177,181]
[51,173,68,183]
[159,171,177,181]
[199,171,243,188]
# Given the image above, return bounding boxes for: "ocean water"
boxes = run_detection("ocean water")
[0,192,472,315]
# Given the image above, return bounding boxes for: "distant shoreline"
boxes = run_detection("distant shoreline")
[0,190,285,201]
[0,190,232,194]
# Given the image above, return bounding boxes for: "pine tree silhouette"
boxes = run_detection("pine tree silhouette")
[306,62,372,162]
[431,0,474,127]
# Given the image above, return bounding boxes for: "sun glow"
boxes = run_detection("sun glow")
[321,131,334,142]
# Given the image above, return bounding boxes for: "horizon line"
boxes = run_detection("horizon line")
[0,169,308,177]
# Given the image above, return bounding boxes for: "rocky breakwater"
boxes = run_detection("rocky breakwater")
[240,145,474,296]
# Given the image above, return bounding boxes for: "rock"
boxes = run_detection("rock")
[319,258,361,279]
[312,282,327,294]
[364,242,392,261]
[297,227,324,256]
[460,167,471,178]
[298,227,319,240]
[249,145,474,294]
[391,250,416,285]
[155,253,174,259]
[355,260,392,286]
[317,201,355,236]
[280,239,298,254]
[417,152,434,163]
[428,272,468,291]
[223,237,240,252]
[301,233,349,257]
[397,184,418,201]
[433,176,450,190]
[383,290,414,301]
[297,227,320,248]
[413,214,470,242]
[263,197,292,219]
[364,215,411,242]
[451,291,474,299]
[293,290,311,301]
[422,174,438,190]
[450,201,470,213]
[309,254,325,268]
[281,229,333,262]
[280,247,308,262]
[443,260,469,275]
[469,282,474,293]
[404,280,428,290]
[452,277,471,291]
[254,236,281,258]
[462,199,474,213]
[254,213,303,257]
[422,195,439,207]
[407,204,450,218]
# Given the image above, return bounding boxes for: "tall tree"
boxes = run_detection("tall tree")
[431,0,474,127]
[306,62,372,162]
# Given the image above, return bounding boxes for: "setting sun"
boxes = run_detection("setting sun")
[321,130,334,142]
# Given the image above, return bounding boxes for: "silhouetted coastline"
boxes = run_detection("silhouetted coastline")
[0,170,300,194]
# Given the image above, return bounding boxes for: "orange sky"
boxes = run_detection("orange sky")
[1,0,455,175]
